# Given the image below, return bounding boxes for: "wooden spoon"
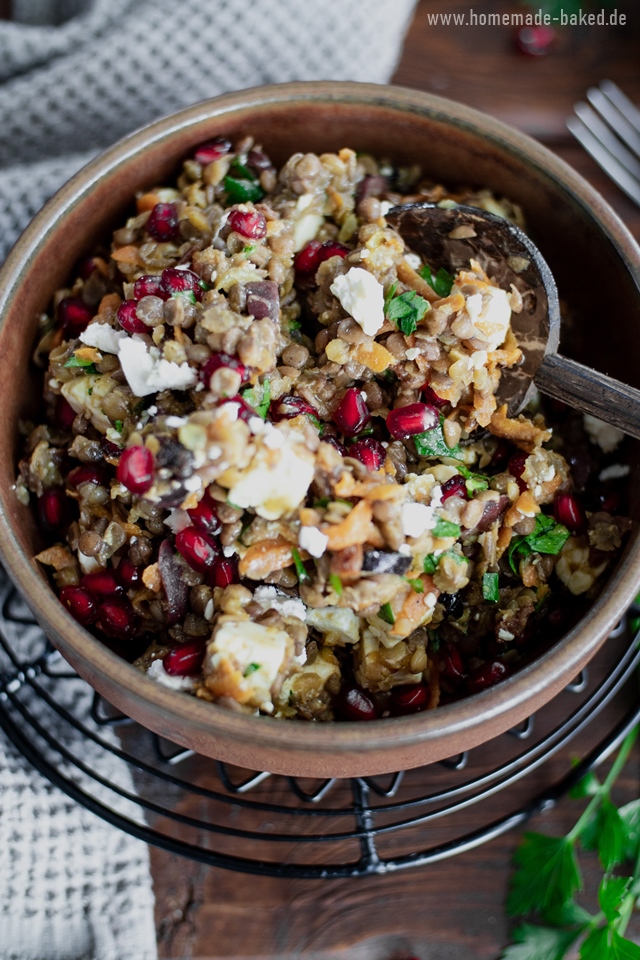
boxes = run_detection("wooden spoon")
[386,202,640,439]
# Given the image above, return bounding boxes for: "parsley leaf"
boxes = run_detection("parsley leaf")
[243,663,261,677]
[385,289,430,336]
[508,514,570,576]
[378,602,395,625]
[414,415,462,459]
[290,547,310,583]
[580,927,640,959]
[507,833,582,918]
[241,380,271,420]
[329,574,343,596]
[420,263,454,298]
[581,796,626,871]
[423,553,439,574]
[64,355,97,374]
[500,923,581,960]
[405,577,424,593]
[454,463,490,495]
[618,798,640,861]
[432,518,461,538]
[598,876,633,924]
[224,174,264,204]
[483,571,500,602]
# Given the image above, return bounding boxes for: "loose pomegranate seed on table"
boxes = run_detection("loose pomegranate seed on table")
[553,493,587,534]
[164,640,207,677]
[117,299,147,333]
[145,202,180,242]
[440,474,468,502]
[58,296,92,337]
[386,402,438,440]
[348,437,386,471]
[60,585,98,626]
[194,137,232,165]
[117,446,155,494]
[333,388,371,437]
[227,208,267,240]
[96,598,137,641]
[38,488,68,531]
[176,527,218,573]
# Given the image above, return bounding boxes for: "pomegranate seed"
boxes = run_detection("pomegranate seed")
[422,384,448,409]
[209,556,238,588]
[389,683,428,716]
[68,465,104,488]
[200,352,248,388]
[333,388,371,437]
[188,494,222,537]
[489,439,511,472]
[38,488,67,531]
[117,446,155,494]
[294,240,350,278]
[218,395,256,423]
[467,660,508,694]
[386,402,438,440]
[246,148,273,173]
[515,24,555,56]
[77,257,97,280]
[194,137,232,165]
[146,202,180,242]
[227,208,267,240]
[133,274,168,300]
[323,436,347,456]
[116,558,142,589]
[441,474,468,502]
[55,395,76,431]
[164,639,206,677]
[60,585,98,626]
[553,494,587,534]
[81,570,122,598]
[176,527,217,573]
[270,395,319,422]
[349,438,386,471]
[102,438,121,458]
[161,267,205,301]
[440,642,466,682]
[117,299,147,334]
[508,451,529,493]
[96,597,137,640]
[58,296,92,338]
[337,685,379,721]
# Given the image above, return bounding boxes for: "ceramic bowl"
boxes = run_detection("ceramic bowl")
[1,81,639,777]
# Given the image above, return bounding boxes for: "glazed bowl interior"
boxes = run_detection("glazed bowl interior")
[1,81,639,778]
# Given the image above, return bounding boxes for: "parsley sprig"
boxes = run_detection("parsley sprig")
[419,263,454,298]
[384,285,430,336]
[508,513,570,576]
[502,727,640,959]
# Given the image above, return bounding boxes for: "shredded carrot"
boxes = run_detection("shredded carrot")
[111,245,141,265]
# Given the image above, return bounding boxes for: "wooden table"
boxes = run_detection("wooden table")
[151,3,640,958]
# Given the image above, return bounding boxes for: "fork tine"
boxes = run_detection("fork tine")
[567,115,640,207]
[573,102,640,181]
[600,79,640,136]
[587,87,640,161]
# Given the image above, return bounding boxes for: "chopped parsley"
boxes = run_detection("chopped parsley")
[378,602,395,625]
[385,288,430,336]
[291,547,310,582]
[423,553,439,574]
[420,263,454,298]
[507,513,570,576]
[172,290,197,304]
[64,355,97,374]
[241,379,271,420]
[114,420,124,434]
[224,160,264,204]
[329,574,343,596]
[243,244,256,256]
[482,572,500,603]
[455,463,489,495]
[432,518,461,538]
[243,663,261,677]
[414,415,462,459]
[405,577,424,593]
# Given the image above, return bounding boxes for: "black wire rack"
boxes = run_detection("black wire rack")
[0,579,639,879]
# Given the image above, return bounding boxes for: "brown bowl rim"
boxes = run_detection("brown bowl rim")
[1,80,640,763]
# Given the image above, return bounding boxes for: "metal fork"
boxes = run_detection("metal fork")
[567,79,640,207]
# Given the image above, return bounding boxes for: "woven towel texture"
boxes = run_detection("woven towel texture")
[0,0,417,263]
[0,1,416,957]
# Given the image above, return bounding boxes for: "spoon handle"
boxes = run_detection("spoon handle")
[534,353,640,441]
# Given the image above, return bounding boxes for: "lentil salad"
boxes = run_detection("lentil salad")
[16,136,632,722]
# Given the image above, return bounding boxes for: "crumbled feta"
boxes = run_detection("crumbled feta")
[405,348,421,361]
[398,544,412,556]
[204,599,214,621]
[222,545,237,558]
[253,585,306,621]
[165,415,187,428]
[404,253,422,270]
[78,550,100,574]
[226,432,315,520]
[80,322,127,355]
[379,201,393,216]
[452,281,511,349]
[183,475,202,492]
[583,414,624,454]
[498,628,515,641]
[206,620,292,711]
[147,658,197,691]
[164,508,192,533]
[599,463,630,481]
[298,525,329,558]
[305,606,361,644]
[330,267,385,337]
[147,405,158,416]
[402,501,437,538]
[118,337,197,397]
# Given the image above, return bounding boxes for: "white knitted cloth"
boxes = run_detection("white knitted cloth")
[0,2,416,958]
